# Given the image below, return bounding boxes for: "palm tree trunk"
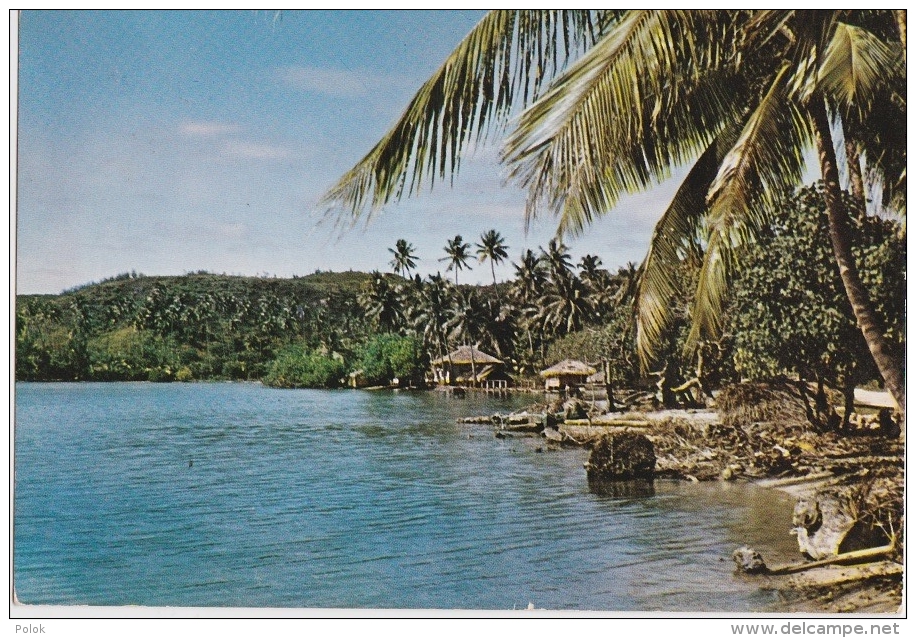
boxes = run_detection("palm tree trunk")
[490,261,499,300]
[434,341,445,384]
[842,372,856,430]
[526,325,535,364]
[470,345,477,388]
[444,333,454,385]
[845,139,867,220]
[809,95,906,418]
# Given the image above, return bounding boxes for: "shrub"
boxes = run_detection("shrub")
[87,327,183,381]
[264,344,346,388]
[359,333,426,385]
[730,184,905,389]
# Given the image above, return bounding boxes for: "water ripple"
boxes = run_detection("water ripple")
[15,383,799,611]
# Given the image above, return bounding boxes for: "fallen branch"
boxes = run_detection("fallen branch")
[670,378,701,394]
[567,417,651,427]
[766,543,896,575]
[562,431,593,446]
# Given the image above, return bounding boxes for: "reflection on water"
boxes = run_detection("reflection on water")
[588,478,656,499]
[15,382,800,611]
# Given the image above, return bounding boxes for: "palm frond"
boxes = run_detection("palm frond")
[634,131,736,370]
[319,10,606,227]
[740,9,795,49]
[818,22,902,110]
[820,20,906,215]
[688,64,812,348]
[502,10,744,236]
[842,91,906,216]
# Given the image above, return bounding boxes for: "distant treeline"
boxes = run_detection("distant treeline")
[16,271,377,384]
[14,247,643,389]
[15,188,906,407]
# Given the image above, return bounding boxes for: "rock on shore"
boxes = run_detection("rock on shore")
[584,432,655,482]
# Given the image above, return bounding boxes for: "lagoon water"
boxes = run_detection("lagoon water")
[14,382,800,611]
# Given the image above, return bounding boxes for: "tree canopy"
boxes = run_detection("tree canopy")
[320,9,906,411]
[730,184,905,390]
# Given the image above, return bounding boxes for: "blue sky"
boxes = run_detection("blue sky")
[15,9,684,295]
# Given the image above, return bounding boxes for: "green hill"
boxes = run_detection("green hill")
[15,271,380,382]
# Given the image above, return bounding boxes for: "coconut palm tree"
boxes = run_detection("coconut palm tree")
[540,270,592,337]
[534,239,593,335]
[540,239,573,284]
[388,239,418,279]
[578,254,604,284]
[475,229,509,293]
[358,272,404,334]
[440,235,472,285]
[448,288,490,385]
[509,249,548,368]
[321,10,906,414]
[612,262,640,305]
[511,249,547,301]
[579,255,615,318]
[509,11,905,412]
[396,273,427,333]
[414,274,455,383]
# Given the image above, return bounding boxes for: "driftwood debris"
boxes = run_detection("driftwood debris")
[792,478,901,560]
[767,544,897,576]
[565,416,651,427]
[457,411,555,429]
[733,544,896,576]
[792,494,861,560]
[457,415,495,424]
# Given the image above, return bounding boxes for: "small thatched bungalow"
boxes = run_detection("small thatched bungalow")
[431,345,504,385]
[348,369,369,388]
[540,359,597,392]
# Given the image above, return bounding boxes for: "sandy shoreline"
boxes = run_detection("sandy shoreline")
[490,401,904,615]
[754,475,903,614]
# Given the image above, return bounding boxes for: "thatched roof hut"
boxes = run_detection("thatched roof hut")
[430,345,504,385]
[540,359,597,391]
[432,345,502,366]
[540,359,597,378]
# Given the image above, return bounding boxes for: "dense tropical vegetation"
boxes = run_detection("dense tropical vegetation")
[14,236,642,388]
[729,184,905,425]
[320,9,906,414]
[16,271,372,385]
[15,11,904,425]
[16,182,904,417]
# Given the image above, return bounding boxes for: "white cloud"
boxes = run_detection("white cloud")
[276,65,380,97]
[178,121,295,162]
[222,140,291,160]
[179,121,242,137]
